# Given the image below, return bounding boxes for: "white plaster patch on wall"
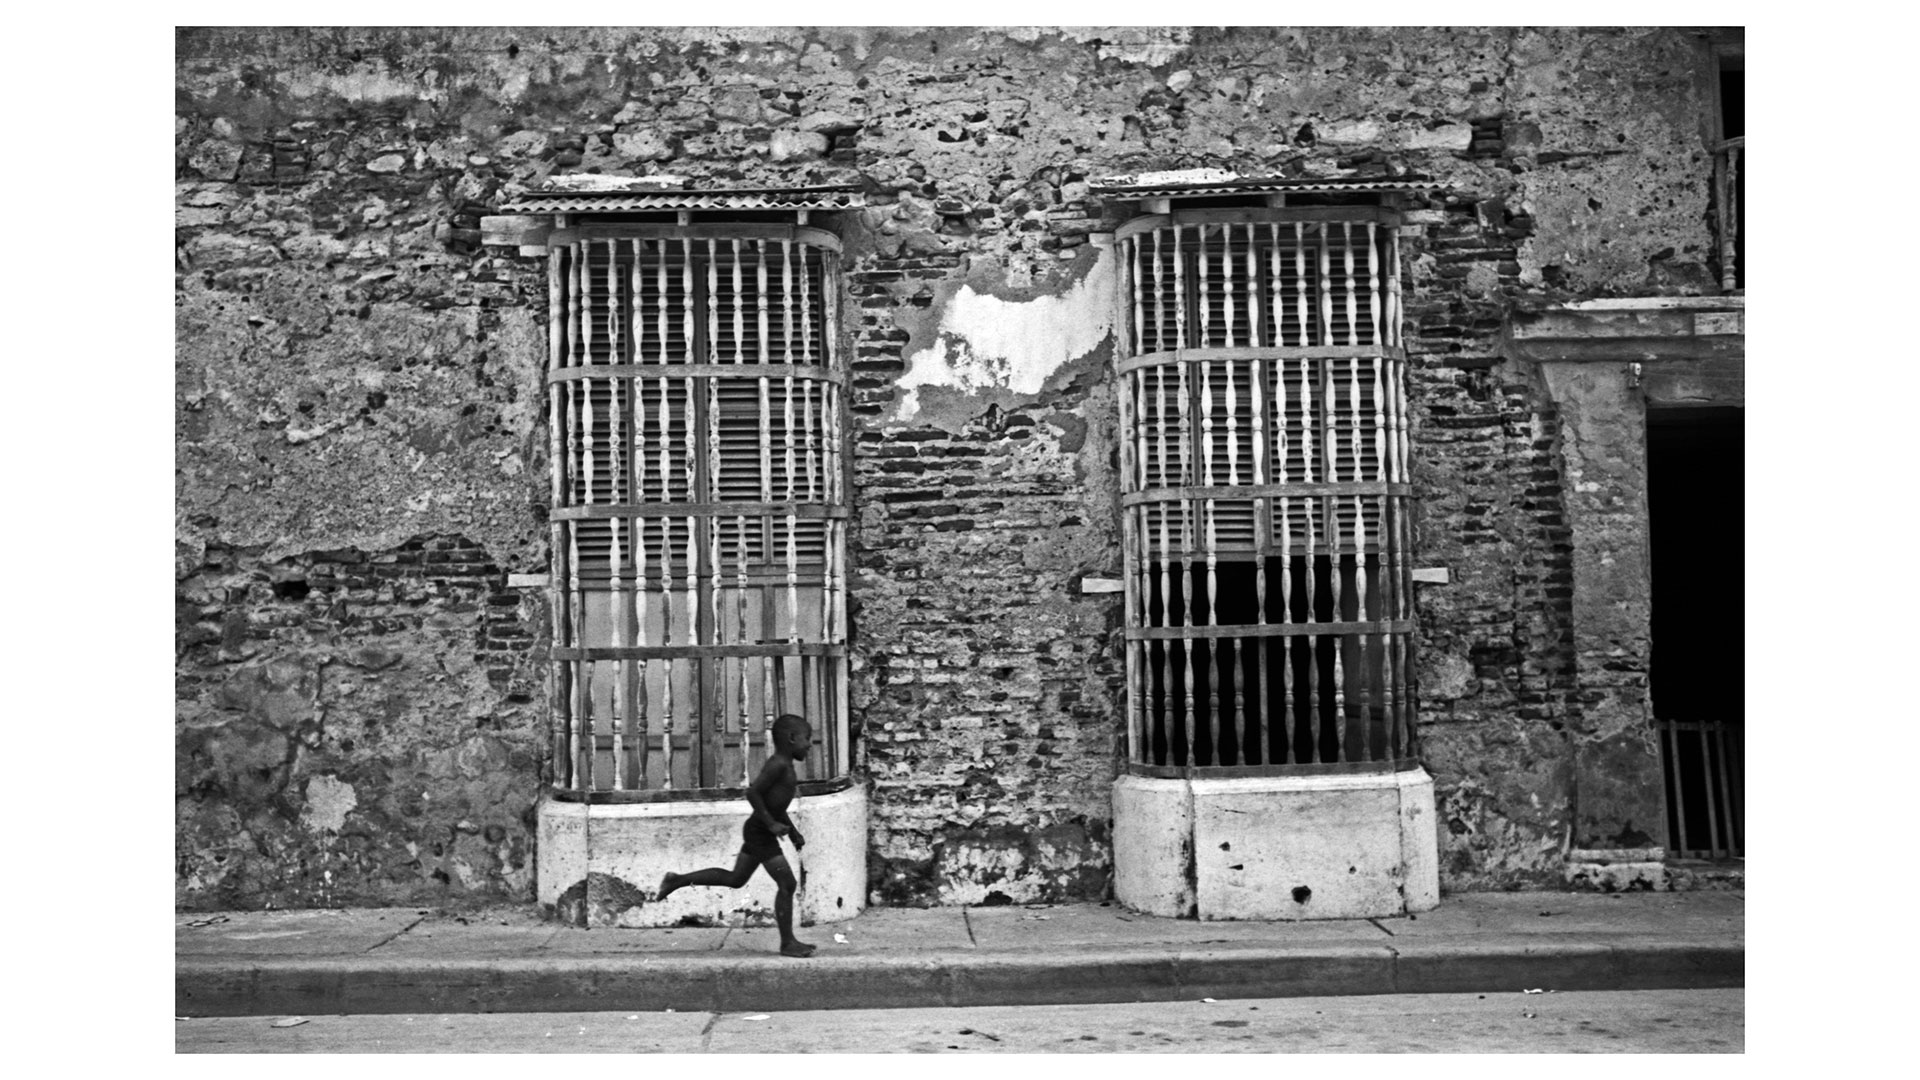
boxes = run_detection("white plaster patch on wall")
[893,250,1116,421]
[301,774,358,834]
[1042,26,1193,66]
[277,67,435,104]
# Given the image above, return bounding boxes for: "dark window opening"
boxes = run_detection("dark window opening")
[1718,64,1743,140]
[1140,558,1400,768]
[1649,406,1744,859]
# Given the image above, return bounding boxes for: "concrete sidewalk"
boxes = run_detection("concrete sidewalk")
[176,891,1743,1017]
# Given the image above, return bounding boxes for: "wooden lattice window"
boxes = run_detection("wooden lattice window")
[545,226,849,796]
[1115,208,1418,774]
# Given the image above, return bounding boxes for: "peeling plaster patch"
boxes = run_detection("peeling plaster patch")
[1038,26,1193,66]
[276,67,431,104]
[893,250,1116,423]
[301,774,358,834]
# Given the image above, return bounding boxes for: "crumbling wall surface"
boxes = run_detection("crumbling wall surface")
[178,26,1723,906]
[176,539,547,909]
[1504,28,1718,295]
[178,26,554,910]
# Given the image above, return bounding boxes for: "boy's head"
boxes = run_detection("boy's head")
[772,714,813,759]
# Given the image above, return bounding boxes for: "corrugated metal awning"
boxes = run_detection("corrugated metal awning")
[1092,172,1434,199]
[500,182,864,215]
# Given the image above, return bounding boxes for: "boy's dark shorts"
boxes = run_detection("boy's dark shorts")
[740,820,785,864]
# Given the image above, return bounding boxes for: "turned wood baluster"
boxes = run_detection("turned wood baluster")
[652,236,666,361]
[756,239,769,366]
[1351,357,1369,759]
[1201,357,1219,763]
[1301,357,1320,761]
[702,430,722,786]
[784,373,799,646]
[609,236,622,363]
[683,373,698,600]
[682,372,698,775]
[1118,365,1141,766]
[582,245,595,516]
[570,518,591,791]
[1205,493,1222,765]
[1224,359,1239,489]
[1155,364,1174,761]
[822,378,836,506]
[607,248,627,789]
[782,240,794,365]
[1389,228,1403,348]
[624,242,641,771]
[680,237,694,358]
[1343,222,1358,347]
[1245,222,1260,347]
[1385,553,1402,760]
[1367,223,1381,346]
[1318,225,1333,352]
[707,239,720,363]
[811,382,829,653]
[1275,358,1293,763]
[1218,224,1231,348]
[1295,223,1310,346]
[1173,224,1188,351]
[733,511,749,783]
[732,238,746,364]
[1223,357,1241,760]
[833,387,847,607]
[1370,359,1388,759]
[1721,147,1741,293]
[1326,359,1347,762]
[1267,223,1282,348]
[580,242,599,790]
[804,379,819,503]
[708,374,724,778]
[1153,230,1166,353]
[1130,238,1144,355]
[1199,224,1211,346]
[803,244,816,365]
[1383,350,1403,489]
[1397,356,1412,491]
[657,372,674,785]
[1125,366,1147,762]
[567,363,586,801]
[1251,353,1267,764]
[1177,349,1195,766]
[546,248,572,788]
[1133,367,1149,500]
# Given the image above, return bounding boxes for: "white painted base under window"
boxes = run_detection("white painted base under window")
[537,785,868,928]
[1113,769,1440,920]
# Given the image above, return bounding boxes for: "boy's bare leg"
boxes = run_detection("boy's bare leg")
[658,849,758,901]
[764,856,814,957]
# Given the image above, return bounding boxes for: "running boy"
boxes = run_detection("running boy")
[657,713,816,958]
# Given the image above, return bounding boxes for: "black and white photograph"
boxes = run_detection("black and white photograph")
[160,21,1770,1056]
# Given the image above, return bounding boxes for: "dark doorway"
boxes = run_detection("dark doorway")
[1648,406,1744,858]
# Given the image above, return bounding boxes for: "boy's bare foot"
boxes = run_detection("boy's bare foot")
[657,874,677,901]
[779,940,816,958]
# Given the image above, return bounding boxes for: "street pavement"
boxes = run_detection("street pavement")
[175,988,1745,1053]
[176,890,1742,1019]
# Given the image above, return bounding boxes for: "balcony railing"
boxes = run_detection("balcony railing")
[1714,137,1744,293]
[543,229,853,802]
[1113,210,1420,775]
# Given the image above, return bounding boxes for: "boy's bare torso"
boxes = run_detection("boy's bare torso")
[758,757,797,817]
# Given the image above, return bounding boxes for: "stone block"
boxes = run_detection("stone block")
[537,785,868,928]
[1116,770,1438,921]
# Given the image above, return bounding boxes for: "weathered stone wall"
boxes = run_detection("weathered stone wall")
[177,26,1728,909]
